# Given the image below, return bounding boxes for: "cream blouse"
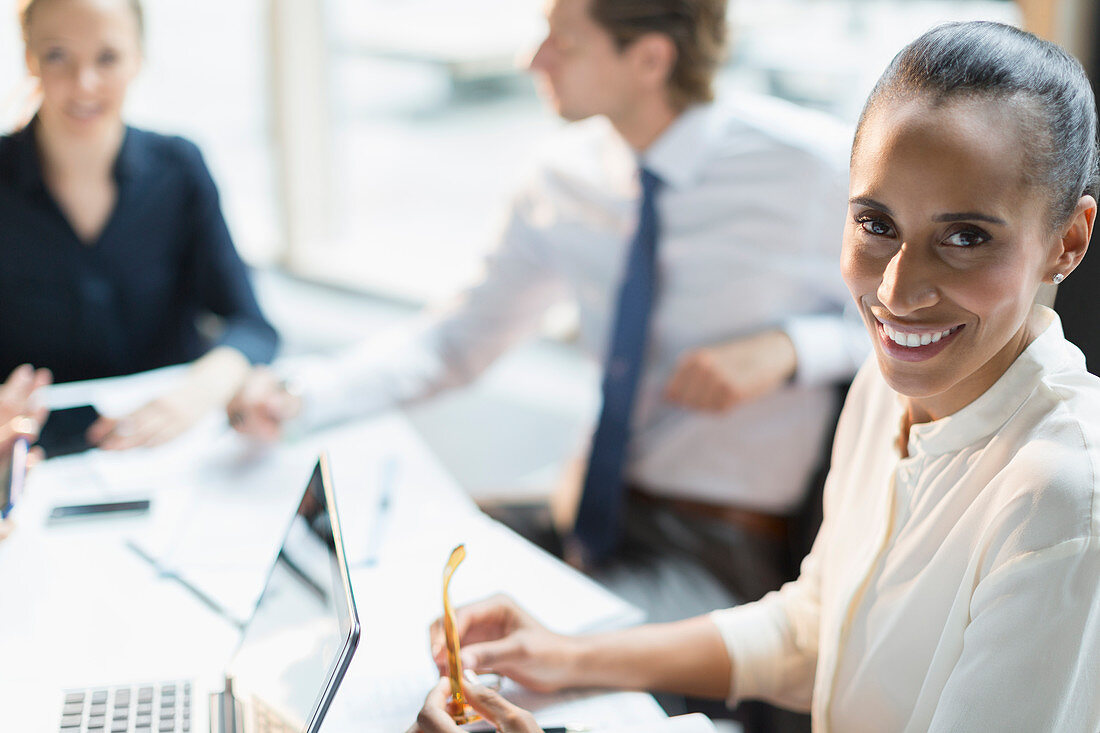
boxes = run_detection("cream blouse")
[711,306,1100,732]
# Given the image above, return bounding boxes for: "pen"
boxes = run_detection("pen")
[360,456,397,567]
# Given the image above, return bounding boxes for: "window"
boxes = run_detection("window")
[284,0,1018,302]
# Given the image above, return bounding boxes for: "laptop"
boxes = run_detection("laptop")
[56,454,360,733]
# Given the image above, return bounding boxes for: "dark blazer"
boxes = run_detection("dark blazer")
[0,120,278,383]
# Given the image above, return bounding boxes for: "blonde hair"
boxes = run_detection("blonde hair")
[18,0,145,44]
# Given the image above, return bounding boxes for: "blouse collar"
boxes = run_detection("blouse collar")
[8,117,139,192]
[906,306,1078,456]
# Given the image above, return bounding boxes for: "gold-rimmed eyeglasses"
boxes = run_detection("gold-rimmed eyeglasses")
[443,544,479,725]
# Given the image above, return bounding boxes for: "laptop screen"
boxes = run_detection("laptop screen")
[225,456,359,732]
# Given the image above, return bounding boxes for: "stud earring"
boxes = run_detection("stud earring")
[1052,273,1066,284]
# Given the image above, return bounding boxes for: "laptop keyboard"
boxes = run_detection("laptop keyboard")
[59,681,192,732]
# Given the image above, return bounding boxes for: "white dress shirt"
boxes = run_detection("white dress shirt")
[294,96,866,512]
[711,307,1100,731]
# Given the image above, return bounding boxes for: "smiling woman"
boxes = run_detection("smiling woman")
[843,24,1097,425]
[0,0,278,450]
[404,20,1100,733]
[775,21,1100,729]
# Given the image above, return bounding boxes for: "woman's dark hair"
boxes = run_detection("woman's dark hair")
[855,21,1099,229]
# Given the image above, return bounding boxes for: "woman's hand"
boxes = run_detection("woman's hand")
[0,364,51,542]
[434,596,734,701]
[0,364,50,431]
[406,677,541,733]
[429,595,581,694]
[89,347,250,450]
[89,390,211,449]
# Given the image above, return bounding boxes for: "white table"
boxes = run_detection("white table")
[0,372,664,731]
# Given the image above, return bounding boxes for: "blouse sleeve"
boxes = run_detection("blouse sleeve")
[926,538,1100,731]
[708,527,824,713]
[180,140,278,364]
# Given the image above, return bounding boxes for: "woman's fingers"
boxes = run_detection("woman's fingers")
[93,392,204,450]
[430,594,525,670]
[409,676,541,733]
[0,365,48,421]
[86,416,117,446]
[28,368,51,426]
[409,679,463,733]
[0,364,34,408]
[0,366,50,448]
[463,677,541,733]
[462,636,524,675]
[92,408,165,450]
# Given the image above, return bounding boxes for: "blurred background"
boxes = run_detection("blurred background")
[1,0,1094,494]
[3,0,1045,301]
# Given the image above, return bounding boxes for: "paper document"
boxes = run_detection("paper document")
[43,365,187,413]
[327,687,669,733]
[485,687,722,731]
[605,713,718,733]
[122,408,641,631]
[500,688,670,730]
[124,424,317,622]
[112,401,448,615]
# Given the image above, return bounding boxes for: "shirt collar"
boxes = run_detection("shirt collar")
[640,102,717,190]
[8,118,141,191]
[907,306,1076,456]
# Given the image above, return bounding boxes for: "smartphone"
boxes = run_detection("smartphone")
[36,404,101,458]
[1,436,29,519]
[47,499,151,523]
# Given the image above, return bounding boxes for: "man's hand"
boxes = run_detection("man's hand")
[664,329,797,412]
[429,595,580,694]
[225,367,301,441]
[406,677,541,733]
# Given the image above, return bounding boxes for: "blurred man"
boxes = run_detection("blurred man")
[232,5,862,726]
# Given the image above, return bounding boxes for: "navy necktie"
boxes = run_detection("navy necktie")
[571,167,663,565]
